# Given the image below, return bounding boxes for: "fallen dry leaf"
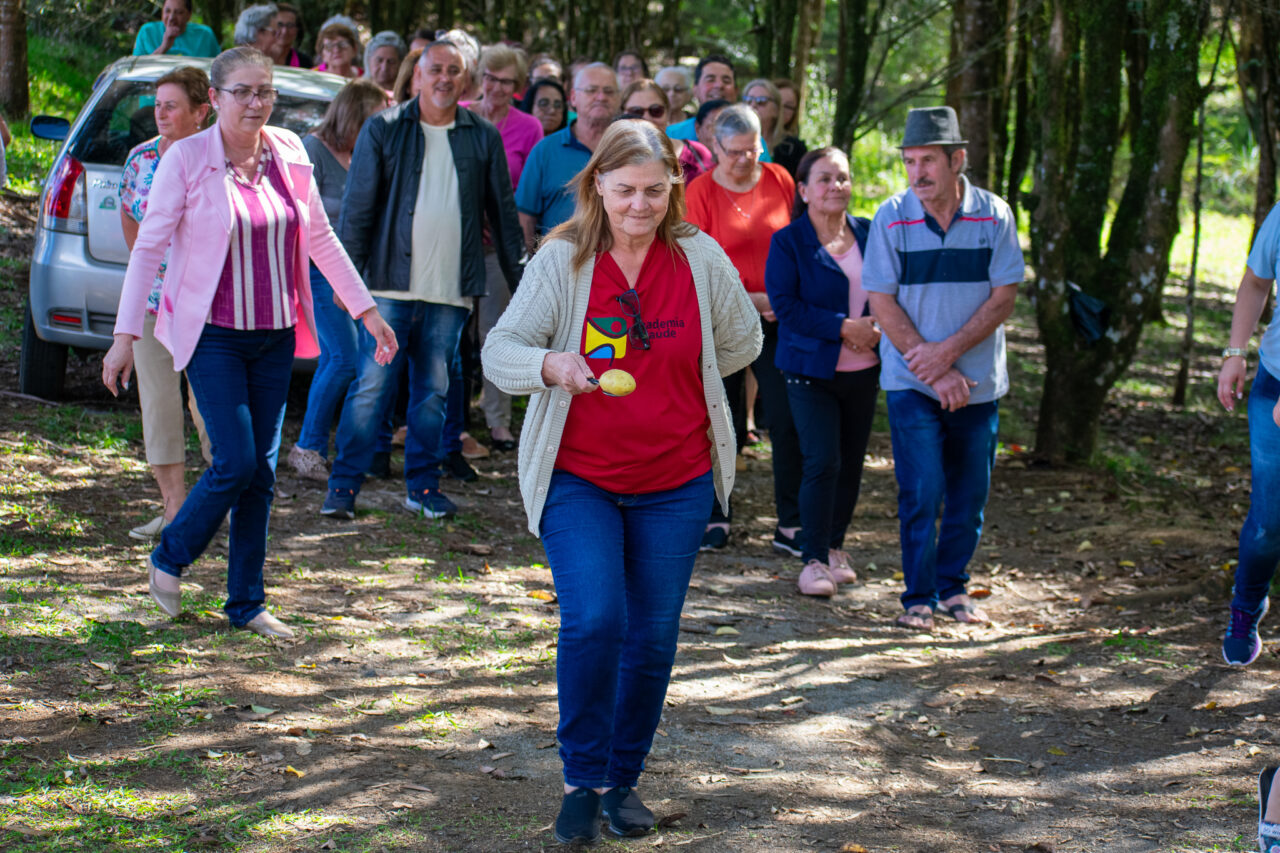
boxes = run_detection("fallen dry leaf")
[1076,540,1093,552]
[464,543,493,556]
[401,783,432,792]
[704,706,736,716]
[839,844,869,853]
[527,590,556,602]
[656,812,686,829]
[294,741,312,756]
[1047,746,1067,756]
[284,765,305,778]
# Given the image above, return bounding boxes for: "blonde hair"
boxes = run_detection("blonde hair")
[548,120,696,273]
[742,78,784,143]
[479,44,528,86]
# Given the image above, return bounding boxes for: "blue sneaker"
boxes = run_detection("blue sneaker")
[404,488,456,519]
[321,487,356,520]
[1223,597,1270,666]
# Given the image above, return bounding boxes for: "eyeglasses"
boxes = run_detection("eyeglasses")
[717,141,760,160]
[482,72,519,90]
[577,85,618,98]
[741,94,776,107]
[275,20,298,30]
[217,87,278,105]
[617,63,644,74]
[661,84,689,94]
[624,104,666,119]
[320,40,352,54]
[615,289,651,350]
[534,98,564,111]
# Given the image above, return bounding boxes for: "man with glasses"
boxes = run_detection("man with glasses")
[516,62,622,254]
[320,40,524,521]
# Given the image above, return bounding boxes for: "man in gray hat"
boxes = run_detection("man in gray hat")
[862,105,1025,632]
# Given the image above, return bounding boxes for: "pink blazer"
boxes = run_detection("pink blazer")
[114,124,377,371]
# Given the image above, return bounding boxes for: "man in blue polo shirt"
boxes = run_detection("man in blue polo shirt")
[516,63,621,253]
[863,105,1024,632]
[133,0,222,58]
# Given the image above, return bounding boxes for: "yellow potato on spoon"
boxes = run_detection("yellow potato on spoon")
[594,368,636,397]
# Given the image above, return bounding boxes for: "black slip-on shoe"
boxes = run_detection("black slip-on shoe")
[444,450,479,482]
[601,786,654,837]
[554,788,601,845]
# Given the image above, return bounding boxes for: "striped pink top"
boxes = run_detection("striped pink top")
[208,150,300,331]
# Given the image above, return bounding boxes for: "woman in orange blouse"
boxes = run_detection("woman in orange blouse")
[685,104,801,556]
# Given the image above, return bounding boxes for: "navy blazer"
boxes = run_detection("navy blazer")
[765,212,872,379]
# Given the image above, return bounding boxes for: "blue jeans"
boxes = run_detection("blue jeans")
[539,469,713,789]
[329,297,468,495]
[297,266,359,457]
[442,332,465,456]
[886,389,999,610]
[1232,364,1280,613]
[152,324,294,627]
[786,366,880,565]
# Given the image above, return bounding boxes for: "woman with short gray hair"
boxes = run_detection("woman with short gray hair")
[685,103,803,557]
[233,3,278,54]
[363,30,406,91]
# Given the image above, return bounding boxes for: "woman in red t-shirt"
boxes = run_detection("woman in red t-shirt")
[685,104,802,557]
[482,120,761,845]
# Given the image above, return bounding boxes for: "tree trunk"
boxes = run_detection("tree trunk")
[792,0,826,100]
[1237,0,1280,243]
[0,0,29,118]
[1004,6,1031,219]
[947,0,1005,189]
[1031,0,1210,464]
[833,0,874,151]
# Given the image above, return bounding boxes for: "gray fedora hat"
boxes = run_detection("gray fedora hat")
[900,106,967,148]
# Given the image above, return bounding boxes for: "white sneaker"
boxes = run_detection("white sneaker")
[130,515,169,541]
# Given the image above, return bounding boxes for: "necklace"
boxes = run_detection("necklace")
[721,183,757,221]
[226,146,269,188]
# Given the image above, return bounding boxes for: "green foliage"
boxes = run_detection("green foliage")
[6,36,117,194]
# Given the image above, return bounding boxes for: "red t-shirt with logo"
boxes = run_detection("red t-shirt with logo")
[555,240,712,494]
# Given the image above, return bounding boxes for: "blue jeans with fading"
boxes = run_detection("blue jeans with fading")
[539,468,713,789]
[297,266,359,457]
[886,389,999,611]
[1231,364,1280,614]
[151,324,294,627]
[328,297,468,496]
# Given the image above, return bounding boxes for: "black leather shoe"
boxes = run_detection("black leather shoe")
[444,450,479,482]
[491,438,517,453]
[601,786,653,837]
[554,788,601,845]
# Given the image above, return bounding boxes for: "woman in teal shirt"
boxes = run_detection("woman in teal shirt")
[133,0,221,58]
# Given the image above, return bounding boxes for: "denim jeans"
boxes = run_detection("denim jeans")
[886,389,999,610]
[297,266,359,457]
[329,297,468,495]
[1231,364,1280,613]
[152,324,294,627]
[786,366,880,564]
[709,322,801,528]
[539,469,713,789]
[441,330,465,456]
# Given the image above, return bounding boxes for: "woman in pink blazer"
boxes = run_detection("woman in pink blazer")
[102,47,398,638]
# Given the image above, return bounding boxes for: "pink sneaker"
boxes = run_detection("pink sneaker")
[797,560,836,597]
[827,549,857,584]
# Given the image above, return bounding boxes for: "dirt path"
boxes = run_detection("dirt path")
[0,191,1268,852]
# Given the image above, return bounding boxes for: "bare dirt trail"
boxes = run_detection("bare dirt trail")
[0,191,1269,852]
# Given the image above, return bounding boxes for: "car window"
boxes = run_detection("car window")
[68,78,331,167]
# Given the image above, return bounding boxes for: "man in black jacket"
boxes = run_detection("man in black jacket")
[322,38,524,521]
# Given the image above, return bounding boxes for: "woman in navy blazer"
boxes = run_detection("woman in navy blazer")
[765,147,881,597]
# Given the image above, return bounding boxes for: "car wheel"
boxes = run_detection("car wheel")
[20,300,68,400]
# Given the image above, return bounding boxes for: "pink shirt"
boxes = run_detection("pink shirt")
[830,242,880,372]
[209,151,300,330]
[460,102,543,188]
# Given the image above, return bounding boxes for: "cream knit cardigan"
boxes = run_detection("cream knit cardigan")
[482,230,763,536]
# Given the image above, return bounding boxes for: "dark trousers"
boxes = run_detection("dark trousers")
[709,321,801,528]
[785,366,879,564]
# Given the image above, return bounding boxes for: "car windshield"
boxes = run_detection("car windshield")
[68,78,329,166]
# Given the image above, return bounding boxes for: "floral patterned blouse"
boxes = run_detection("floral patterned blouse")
[119,136,168,314]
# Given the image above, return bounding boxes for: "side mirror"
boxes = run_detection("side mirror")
[30,115,71,142]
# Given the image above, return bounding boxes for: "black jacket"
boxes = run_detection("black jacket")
[338,98,524,298]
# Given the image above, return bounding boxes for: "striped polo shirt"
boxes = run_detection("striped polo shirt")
[862,175,1024,404]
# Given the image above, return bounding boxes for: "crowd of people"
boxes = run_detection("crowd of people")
[100,4,1280,849]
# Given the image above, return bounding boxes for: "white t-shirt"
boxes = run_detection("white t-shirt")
[372,121,465,307]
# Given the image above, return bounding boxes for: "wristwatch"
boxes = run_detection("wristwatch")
[1222,347,1247,358]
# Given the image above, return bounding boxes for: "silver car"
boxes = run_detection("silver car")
[21,55,346,398]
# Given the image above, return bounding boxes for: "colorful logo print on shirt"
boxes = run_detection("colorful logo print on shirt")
[583,316,628,361]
